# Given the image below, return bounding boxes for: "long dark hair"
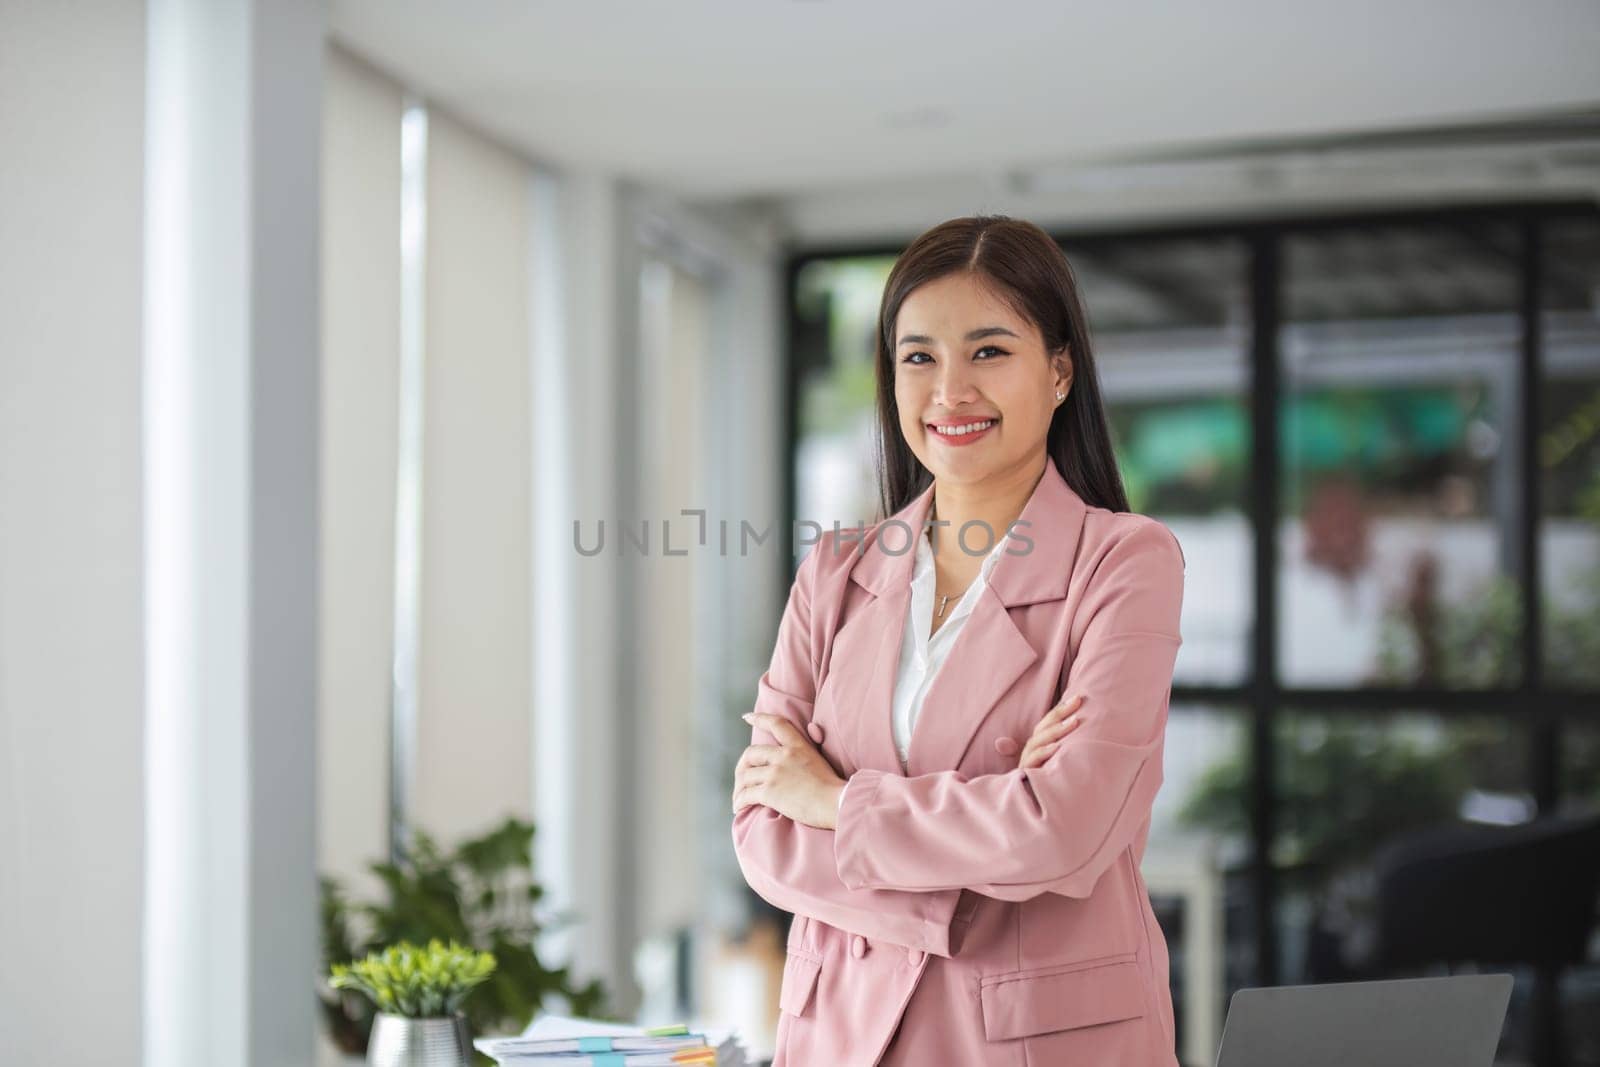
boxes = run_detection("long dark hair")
[873,214,1130,518]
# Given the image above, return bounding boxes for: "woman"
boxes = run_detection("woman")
[731,215,1186,1067]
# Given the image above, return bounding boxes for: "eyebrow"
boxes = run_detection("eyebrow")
[896,326,1021,346]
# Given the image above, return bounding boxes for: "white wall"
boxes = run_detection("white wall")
[637,199,788,938]
[636,259,712,941]
[319,44,403,896]
[415,110,535,843]
[0,3,148,1062]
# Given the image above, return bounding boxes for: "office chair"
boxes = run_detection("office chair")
[1373,812,1600,1067]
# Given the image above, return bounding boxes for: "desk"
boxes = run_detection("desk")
[1141,833,1226,1067]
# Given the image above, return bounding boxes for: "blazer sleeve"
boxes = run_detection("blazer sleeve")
[731,534,963,957]
[833,519,1184,903]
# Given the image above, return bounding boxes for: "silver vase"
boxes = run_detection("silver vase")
[366,1012,474,1067]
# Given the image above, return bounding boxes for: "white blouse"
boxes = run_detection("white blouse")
[836,525,1014,811]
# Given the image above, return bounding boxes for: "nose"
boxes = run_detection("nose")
[932,359,980,410]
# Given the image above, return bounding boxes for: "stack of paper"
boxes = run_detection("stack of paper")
[475,1013,748,1066]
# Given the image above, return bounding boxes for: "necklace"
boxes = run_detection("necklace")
[934,580,975,619]
[927,506,978,618]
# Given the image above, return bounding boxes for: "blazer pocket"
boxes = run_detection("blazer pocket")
[778,949,823,1019]
[978,954,1144,1041]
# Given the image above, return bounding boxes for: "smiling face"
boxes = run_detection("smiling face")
[893,271,1072,486]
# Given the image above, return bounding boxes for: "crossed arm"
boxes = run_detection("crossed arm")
[730,521,1185,952]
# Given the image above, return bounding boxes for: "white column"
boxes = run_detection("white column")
[532,170,633,1004]
[143,2,325,1065]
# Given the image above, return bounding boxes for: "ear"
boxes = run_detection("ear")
[1051,346,1074,394]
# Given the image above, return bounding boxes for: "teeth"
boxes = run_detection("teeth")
[932,419,996,436]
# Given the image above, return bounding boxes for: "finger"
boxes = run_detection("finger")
[1036,716,1088,751]
[1019,735,1058,769]
[1025,717,1075,753]
[1031,715,1085,745]
[1046,693,1087,721]
[1020,722,1081,767]
[1028,713,1073,743]
[1021,738,1065,769]
[738,744,781,769]
[733,754,775,789]
[1032,700,1074,732]
[1034,695,1085,733]
[747,711,807,747]
[731,781,767,812]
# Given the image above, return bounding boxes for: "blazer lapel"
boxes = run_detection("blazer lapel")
[842,585,912,775]
[835,479,933,775]
[903,458,1088,775]
[905,585,1039,775]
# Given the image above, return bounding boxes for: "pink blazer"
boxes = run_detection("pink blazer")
[733,455,1187,1066]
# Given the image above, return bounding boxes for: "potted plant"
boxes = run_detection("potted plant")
[318,817,612,1061]
[330,939,496,1066]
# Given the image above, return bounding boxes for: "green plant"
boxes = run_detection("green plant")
[319,817,612,1061]
[1372,561,1600,689]
[330,939,496,1018]
[1177,717,1519,875]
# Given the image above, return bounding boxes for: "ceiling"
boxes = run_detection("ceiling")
[331,0,1600,204]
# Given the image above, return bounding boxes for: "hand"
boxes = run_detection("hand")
[732,711,847,829]
[1018,693,1087,770]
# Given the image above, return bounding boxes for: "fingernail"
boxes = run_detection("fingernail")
[741,713,755,725]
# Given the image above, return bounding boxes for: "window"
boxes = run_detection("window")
[785,204,1600,1065]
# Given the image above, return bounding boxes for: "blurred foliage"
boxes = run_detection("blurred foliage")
[1177,553,1597,867]
[1373,573,1524,688]
[319,817,612,1063]
[1176,547,1598,917]
[1372,563,1600,689]
[1177,716,1524,876]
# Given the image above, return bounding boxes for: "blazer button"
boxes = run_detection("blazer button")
[907,949,925,967]
[994,736,1019,758]
[851,935,867,959]
[807,721,825,744]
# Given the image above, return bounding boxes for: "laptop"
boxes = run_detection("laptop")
[1215,973,1514,1067]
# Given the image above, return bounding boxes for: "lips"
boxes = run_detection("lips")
[927,416,999,445]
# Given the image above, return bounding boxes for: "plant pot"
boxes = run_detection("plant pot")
[366,1012,474,1066]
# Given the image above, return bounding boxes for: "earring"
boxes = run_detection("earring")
[1054,391,1065,403]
